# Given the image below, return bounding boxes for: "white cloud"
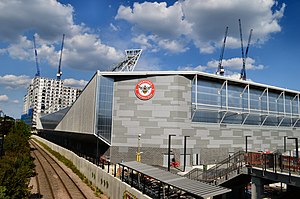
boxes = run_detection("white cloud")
[207,57,265,70]
[132,34,155,50]
[63,78,88,89]
[62,34,124,70]
[0,75,32,89]
[0,0,124,71]
[116,2,192,38]
[178,65,207,72]
[158,39,189,53]
[225,72,241,80]
[116,0,285,54]
[12,100,19,104]
[0,95,9,102]
[0,0,80,41]
[177,57,264,78]
[132,34,188,53]
[5,36,33,60]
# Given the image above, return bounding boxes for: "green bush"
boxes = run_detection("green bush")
[0,120,34,199]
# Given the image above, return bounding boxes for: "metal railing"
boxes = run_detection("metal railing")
[186,151,300,184]
[246,152,300,176]
[185,151,245,183]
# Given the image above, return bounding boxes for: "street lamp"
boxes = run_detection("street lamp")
[245,135,252,153]
[136,134,141,162]
[183,136,190,172]
[283,136,288,153]
[288,137,298,159]
[168,134,176,172]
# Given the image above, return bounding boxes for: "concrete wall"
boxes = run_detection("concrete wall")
[112,75,193,164]
[32,135,151,199]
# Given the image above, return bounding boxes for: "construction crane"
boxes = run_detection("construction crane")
[111,49,142,72]
[57,34,65,80]
[216,26,228,76]
[238,19,245,80]
[245,29,253,64]
[239,19,253,80]
[178,0,186,20]
[33,36,40,77]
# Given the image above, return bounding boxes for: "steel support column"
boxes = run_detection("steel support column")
[168,134,176,172]
[245,135,252,153]
[288,137,298,159]
[183,136,190,172]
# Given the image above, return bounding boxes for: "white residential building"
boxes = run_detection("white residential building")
[22,76,81,128]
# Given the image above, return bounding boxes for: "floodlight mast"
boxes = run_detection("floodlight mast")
[217,26,228,76]
[33,36,40,77]
[111,49,142,72]
[57,34,65,80]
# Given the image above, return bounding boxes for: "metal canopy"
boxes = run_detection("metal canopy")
[120,161,231,198]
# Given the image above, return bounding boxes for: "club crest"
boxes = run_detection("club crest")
[135,80,155,100]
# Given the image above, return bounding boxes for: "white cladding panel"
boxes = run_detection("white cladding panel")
[55,74,97,134]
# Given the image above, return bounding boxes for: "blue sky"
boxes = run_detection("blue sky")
[0,0,299,118]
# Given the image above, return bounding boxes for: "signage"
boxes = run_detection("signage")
[135,80,155,100]
[123,191,137,199]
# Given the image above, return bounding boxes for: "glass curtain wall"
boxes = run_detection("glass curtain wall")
[192,75,300,127]
[95,76,114,144]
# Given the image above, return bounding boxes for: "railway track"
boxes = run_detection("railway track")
[30,139,88,199]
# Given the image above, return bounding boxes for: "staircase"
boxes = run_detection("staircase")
[184,151,247,185]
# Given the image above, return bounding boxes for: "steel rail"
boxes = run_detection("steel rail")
[30,139,88,199]
[31,144,55,199]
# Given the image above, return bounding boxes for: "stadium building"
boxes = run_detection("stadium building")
[38,70,300,167]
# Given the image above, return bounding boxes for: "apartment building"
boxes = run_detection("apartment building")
[22,76,81,128]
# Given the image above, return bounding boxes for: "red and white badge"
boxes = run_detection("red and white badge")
[135,80,155,100]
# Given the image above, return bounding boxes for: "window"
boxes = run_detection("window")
[192,75,300,127]
[95,76,114,144]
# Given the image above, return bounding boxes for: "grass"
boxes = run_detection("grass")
[32,138,104,197]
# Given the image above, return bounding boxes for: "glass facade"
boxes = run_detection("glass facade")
[95,76,114,144]
[192,75,300,127]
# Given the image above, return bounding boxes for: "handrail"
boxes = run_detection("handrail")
[185,150,246,182]
[186,150,300,184]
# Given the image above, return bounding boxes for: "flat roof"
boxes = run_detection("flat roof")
[120,161,231,198]
[97,70,300,95]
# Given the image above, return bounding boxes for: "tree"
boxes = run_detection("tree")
[0,186,9,199]
[0,120,34,198]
